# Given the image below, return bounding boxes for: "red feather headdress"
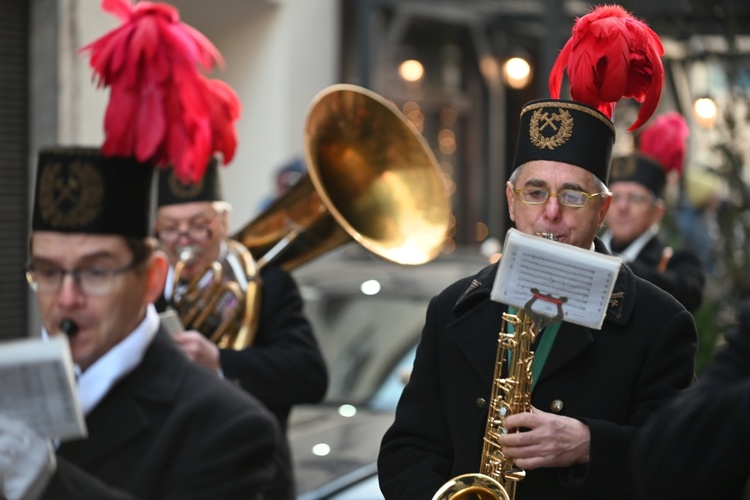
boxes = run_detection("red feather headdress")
[81,0,241,184]
[637,112,689,176]
[549,4,664,132]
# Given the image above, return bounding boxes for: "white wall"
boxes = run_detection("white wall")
[63,0,340,231]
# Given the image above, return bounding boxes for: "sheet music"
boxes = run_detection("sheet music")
[491,229,622,329]
[0,335,87,441]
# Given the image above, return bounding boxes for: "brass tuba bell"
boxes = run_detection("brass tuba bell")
[173,84,452,349]
[237,83,452,269]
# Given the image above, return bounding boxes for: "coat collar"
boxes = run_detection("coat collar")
[58,329,187,466]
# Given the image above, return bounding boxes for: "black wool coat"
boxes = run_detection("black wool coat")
[624,233,705,313]
[44,329,281,499]
[631,300,750,499]
[379,239,698,500]
[157,265,328,499]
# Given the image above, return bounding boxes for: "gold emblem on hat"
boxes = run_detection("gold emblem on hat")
[168,170,204,198]
[38,161,104,228]
[529,108,573,150]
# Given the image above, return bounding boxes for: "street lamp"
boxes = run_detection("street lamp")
[503,56,532,89]
[693,96,717,128]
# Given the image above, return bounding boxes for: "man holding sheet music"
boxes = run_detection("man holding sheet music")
[378,5,698,499]
[0,2,281,499]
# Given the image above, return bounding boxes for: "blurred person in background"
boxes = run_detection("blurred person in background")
[601,112,705,313]
[155,161,328,499]
[258,157,306,211]
[630,298,750,499]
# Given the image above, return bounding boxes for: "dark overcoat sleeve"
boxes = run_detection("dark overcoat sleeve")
[630,302,750,499]
[219,265,328,424]
[44,408,278,500]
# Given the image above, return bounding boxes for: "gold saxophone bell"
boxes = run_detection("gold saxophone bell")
[171,84,452,350]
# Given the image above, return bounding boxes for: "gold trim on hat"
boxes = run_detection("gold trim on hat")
[38,160,104,228]
[521,101,616,136]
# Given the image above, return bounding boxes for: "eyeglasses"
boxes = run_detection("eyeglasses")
[158,213,220,244]
[512,186,609,208]
[611,192,654,205]
[25,259,140,296]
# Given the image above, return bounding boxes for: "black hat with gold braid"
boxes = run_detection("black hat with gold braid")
[157,158,223,208]
[512,4,665,184]
[31,0,240,238]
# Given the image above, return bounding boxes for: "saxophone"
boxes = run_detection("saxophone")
[433,233,562,500]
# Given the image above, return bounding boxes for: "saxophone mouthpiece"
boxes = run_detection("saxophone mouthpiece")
[60,318,79,337]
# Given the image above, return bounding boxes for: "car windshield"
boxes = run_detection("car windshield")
[295,247,490,409]
[290,247,492,498]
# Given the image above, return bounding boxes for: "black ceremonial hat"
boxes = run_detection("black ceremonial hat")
[514,5,665,185]
[609,153,666,198]
[31,147,154,238]
[157,158,222,207]
[512,99,615,184]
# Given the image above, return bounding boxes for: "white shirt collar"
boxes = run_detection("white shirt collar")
[42,305,160,416]
[601,224,659,263]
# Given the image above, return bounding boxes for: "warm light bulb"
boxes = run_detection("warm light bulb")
[693,97,717,128]
[399,59,424,82]
[503,56,532,89]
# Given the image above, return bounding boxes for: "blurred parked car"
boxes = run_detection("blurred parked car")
[289,246,491,499]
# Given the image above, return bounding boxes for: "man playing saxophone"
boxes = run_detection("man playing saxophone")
[378,5,698,499]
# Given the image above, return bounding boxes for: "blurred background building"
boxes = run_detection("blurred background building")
[4,0,750,370]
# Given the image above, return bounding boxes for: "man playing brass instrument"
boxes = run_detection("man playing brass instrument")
[155,161,328,500]
[378,5,698,499]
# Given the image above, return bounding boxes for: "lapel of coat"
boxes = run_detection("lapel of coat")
[58,329,184,467]
[449,265,506,391]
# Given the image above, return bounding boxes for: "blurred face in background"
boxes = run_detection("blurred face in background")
[605,181,664,246]
[156,201,229,281]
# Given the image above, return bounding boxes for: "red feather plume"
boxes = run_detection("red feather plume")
[637,112,689,176]
[549,4,664,132]
[80,0,241,184]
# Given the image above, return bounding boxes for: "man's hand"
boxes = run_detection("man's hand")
[497,407,590,469]
[0,415,56,500]
[173,330,221,373]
